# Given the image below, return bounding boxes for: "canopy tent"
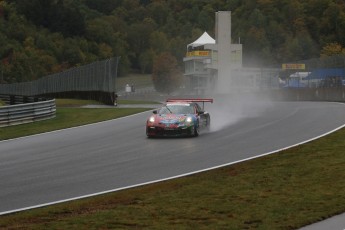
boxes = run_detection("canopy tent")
[187,31,215,49]
[306,68,345,80]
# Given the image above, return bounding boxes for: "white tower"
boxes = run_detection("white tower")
[216,11,232,93]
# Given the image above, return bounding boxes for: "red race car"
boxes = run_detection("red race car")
[146,98,213,137]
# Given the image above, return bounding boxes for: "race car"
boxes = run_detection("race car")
[146,98,213,137]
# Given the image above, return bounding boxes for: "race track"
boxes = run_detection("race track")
[1,100,345,215]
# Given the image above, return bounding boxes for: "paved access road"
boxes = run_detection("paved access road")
[1,100,345,230]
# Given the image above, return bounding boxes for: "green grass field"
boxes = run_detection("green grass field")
[116,73,152,92]
[0,99,157,141]
[0,99,344,229]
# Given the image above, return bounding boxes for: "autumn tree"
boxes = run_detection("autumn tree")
[320,42,345,57]
[127,21,155,70]
[152,52,183,94]
[139,49,154,74]
[12,0,85,37]
[4,0,345,83]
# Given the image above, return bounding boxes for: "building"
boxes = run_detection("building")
[183,11,242,94]
[183,31,217,94]
[183,11,279,94]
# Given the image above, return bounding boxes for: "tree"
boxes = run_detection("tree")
[149,31,169,53]
[138,49,154,74]
[4,0,345,82]
[147,1,169,26]
[127,21,154,69]
[12,0,85,37]
[152,52,182,94]
[83,0,121,15]
[321,42,345,57]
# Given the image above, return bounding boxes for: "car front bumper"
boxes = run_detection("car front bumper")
[146,125,194,137]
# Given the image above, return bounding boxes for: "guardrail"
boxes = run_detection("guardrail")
[0,99,56,127]
[0,94,48,105]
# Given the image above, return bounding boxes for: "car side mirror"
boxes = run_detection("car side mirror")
[153,110,157,114]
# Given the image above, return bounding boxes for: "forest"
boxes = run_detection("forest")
[0,0,345,83]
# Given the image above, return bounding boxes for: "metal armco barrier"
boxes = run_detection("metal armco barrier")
[0,99,56,127]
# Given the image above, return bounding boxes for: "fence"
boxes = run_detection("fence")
[0,99,56,127]
[0,57,119,104]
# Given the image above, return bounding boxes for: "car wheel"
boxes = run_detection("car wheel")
[146,128,153,138]
[206,117,211,131]
[194,124,199,137]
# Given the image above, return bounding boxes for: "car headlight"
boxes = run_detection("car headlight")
[185,116,193,123]
[149,116,155,122]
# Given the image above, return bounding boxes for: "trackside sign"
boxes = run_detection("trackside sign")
[282,63,305,70]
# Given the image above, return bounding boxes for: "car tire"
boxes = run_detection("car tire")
[194,124,199,137]
[146,128,153,138]
[206,116,211,131]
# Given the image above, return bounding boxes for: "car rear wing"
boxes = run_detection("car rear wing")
[166,98,213,109]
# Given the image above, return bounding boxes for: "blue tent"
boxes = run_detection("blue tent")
[306,68,345,80]
[283,79,306,88]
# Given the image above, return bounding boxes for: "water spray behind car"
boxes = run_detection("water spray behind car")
[202,71,274,133]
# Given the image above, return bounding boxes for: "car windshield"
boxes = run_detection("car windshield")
[159,105,194,114]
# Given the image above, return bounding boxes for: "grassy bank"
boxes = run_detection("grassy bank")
[116,73,152,92]
[0,99,344,229]
[0,99,152,141]
[0,108,150,141]
[55,98,160,107]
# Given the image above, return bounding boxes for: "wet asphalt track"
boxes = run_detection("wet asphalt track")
[1,101,345,229]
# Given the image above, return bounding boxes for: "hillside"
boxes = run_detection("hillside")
[1,0,345,83]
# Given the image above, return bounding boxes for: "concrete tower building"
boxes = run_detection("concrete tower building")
[216,11,233,93]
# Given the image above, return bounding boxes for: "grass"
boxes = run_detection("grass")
[55,98,160,107]
[0,108,150,141]
[0,99,152,141]
[0,99,344,229]
[118,99,161,105]
[116,73,152,92]
[55,99,102,107]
